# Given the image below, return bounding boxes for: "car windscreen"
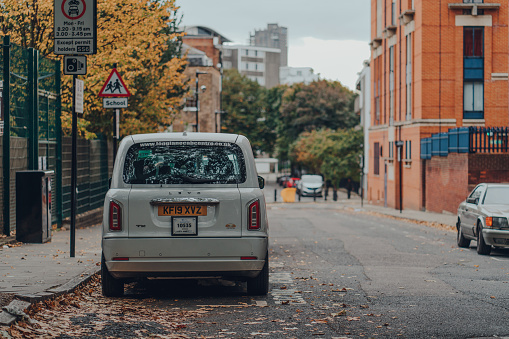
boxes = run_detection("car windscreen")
[302,176,322,183]
[123,141,246,185]
[483,187,509,205]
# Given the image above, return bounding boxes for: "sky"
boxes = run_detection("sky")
[177,0,371,91]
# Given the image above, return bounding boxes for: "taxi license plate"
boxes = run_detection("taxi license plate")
[172,217,197,236]
[158,205,207,216]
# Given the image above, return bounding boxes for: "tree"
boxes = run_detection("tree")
[0,0,187,138]
[278,80,358,161]
[221,69,277,156]
[290,128,363,187]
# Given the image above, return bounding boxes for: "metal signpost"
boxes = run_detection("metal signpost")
[54,0,97,257]
[98,67,131,161]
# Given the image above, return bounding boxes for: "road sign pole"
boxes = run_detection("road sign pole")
[113,109,119,161]
[70,75,77,257]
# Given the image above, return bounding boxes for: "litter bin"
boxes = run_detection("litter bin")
[281,187,297,203]
[16,170,54,243]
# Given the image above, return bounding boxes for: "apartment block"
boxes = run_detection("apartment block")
[250,23,288,67]
[222,45,281,88]
[368,0,508,211]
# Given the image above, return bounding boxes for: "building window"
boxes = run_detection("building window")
[389,141,394,160]
[377,0,383,37]
[374,56,381,125]
[463,27,484,119]
[406,34,412,120]
[405,141,412,159]
[464,82,484,112]
[392,0,397,26]
[374,142,380,175]
[389,46,395,125]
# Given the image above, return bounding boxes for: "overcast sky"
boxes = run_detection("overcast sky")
[177,0,371,90]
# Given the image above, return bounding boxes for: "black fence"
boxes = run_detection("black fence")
[421,127,509,160]
[1,36,113,235]
[469,127,509,153]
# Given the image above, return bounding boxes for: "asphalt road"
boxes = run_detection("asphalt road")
[122,204,509,338]
[13,202,509,338]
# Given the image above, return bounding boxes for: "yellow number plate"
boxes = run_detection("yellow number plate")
[158,205,207,216]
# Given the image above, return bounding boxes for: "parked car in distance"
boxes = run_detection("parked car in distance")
[457,183,509,255]
[101,132,269,297]
[277,175,290,187]
[297,175,324,197]
[284,177,300,188]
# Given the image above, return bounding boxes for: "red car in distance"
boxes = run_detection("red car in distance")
[284,177,300,188]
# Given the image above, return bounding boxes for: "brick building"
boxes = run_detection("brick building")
[368,0,508,211]
[174,26,229,133]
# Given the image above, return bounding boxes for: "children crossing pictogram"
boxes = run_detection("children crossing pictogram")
[98,69,131,97]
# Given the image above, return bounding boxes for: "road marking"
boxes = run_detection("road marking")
[269,272,294,284]
[271,288,307,305]
[270,262,285,268]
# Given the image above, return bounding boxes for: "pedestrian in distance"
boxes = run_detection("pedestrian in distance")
[324,179,331,201]
[346,178,353,199]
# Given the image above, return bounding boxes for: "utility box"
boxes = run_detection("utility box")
[16,170,54,243]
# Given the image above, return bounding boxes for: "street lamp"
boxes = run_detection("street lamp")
[194,71,208,132]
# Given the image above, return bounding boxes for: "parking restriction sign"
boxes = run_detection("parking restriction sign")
[54,0,97,55]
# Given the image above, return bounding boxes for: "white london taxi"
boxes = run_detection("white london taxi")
[101,133,269,296]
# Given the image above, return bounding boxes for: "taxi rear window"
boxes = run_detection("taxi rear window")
[123,141,246,185]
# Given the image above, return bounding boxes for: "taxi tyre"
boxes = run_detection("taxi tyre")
[101,254,125,297]
[247,253,269,295]
[476,223,492,255]
[456,219,471,248]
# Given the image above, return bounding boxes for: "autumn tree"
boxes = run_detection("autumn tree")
[278,80,358,161]
[221,69,277,156]
[0,0,187,138]
[290,128,363,187]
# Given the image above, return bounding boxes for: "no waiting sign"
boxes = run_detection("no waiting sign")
[54,0,97,55]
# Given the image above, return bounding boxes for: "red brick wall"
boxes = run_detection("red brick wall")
[425,154,509,214]
[468,154,509,189]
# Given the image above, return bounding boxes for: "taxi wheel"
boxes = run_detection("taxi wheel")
[101,255,124,297]
[457,219,471,248]
[247,254,269,296]
[476,224,492,255]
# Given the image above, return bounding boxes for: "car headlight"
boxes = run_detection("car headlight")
[485,217,509,229]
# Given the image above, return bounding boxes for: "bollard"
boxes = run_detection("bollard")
[312,187,318,202]
[274,189,277,202]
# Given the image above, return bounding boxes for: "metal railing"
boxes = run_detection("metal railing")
[469,127,509,153]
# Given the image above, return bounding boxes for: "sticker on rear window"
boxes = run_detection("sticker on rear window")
[138,150,152,159]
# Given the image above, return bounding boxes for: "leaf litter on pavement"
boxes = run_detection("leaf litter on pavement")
[6,275,208,338]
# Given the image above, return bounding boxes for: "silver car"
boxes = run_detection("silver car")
[297,175,323,197]
[457,183,509,255]
[101,132,269,296]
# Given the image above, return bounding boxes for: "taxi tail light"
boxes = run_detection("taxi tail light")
[248,200,260,230]
[109,201,122,231]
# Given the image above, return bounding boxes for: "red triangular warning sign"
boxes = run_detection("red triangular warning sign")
[98,69,131,97]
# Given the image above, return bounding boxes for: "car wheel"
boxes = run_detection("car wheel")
[456,219,471,248]
[247,253,269,296]
[476,224,492,255]
[101,254,124,297]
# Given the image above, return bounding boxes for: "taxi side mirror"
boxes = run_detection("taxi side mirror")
[258,176,265,189]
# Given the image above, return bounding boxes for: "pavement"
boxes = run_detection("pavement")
[0,180,457,327]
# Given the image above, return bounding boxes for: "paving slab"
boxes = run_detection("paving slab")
[0,224,101,325]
